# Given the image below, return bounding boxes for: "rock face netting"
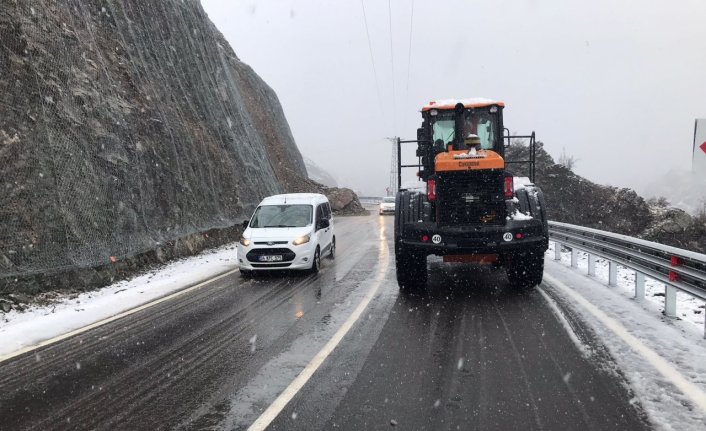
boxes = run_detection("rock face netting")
[0,0,308,278]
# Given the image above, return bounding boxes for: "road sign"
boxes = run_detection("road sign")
[693,120,706,175]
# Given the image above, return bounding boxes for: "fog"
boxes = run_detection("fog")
[202,0,706,197]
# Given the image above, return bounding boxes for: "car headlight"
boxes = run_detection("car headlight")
[292,234,310,246]
[239,237,250,247]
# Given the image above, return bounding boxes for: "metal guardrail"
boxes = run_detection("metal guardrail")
[548,221,706,338]
[358,197,383,204]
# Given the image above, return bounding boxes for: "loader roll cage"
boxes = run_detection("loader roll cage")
[395,130,537,192]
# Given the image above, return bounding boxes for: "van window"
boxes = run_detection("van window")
[324,202,332,219]
[249,205,313,228]
[316,204,325,222]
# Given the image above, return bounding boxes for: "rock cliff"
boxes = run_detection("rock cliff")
[506,142,706,251]
[0,0,361,287]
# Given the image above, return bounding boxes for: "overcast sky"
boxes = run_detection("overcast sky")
[202,0,706,196]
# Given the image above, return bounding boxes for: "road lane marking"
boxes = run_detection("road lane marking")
[537,287,588,356]
[543,272,706,414]
[248,234,390,431]
[0,269,239,364]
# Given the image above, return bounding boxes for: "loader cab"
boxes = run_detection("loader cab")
[421,100,505,158]
[415,100,509,227]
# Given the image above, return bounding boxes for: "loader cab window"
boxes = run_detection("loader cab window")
[431,113,455,148]
[463,111,496,150]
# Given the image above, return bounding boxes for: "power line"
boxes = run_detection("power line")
[360,0,385,120]
[404,0,415,126]
[387,0,396,134]
[405,0,414,108]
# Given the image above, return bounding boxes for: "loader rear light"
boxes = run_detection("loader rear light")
[427,179,437,201]
[515,233,523,239]
[504,176,514,198]
[421,235,429,242]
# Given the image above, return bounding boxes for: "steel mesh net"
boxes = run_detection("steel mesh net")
[0,0,291,278]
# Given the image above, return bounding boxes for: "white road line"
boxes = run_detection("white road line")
[537,286,588,356]
[248,243,390,431]
[543,272,706,414]
[0,269,239,364]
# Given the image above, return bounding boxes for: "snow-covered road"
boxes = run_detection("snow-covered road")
[1,216,705,430]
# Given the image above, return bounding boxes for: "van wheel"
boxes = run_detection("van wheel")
[310,247,321,274]
[328,237,336,260]
[240,269,253,279]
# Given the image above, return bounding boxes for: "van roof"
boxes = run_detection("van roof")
[259,193,327,205]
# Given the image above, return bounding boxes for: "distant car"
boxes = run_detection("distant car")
[379,196,396,215]
[237,193,335,276]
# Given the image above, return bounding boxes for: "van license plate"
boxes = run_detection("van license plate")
[259,255,283,262]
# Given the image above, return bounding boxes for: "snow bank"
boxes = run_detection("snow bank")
[544,245,706,430]
[0,244,239,359]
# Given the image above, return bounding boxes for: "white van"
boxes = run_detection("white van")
[237,193,335,276]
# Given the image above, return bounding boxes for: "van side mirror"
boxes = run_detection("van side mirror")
[317,218,330,230]
[242,220,249,229]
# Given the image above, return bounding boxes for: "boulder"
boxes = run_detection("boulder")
[0,299,12,313]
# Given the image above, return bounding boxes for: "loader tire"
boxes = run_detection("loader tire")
[506,248,544,290]
[394,190,424,238]
[395,190,427,291]
[396,245,427,291]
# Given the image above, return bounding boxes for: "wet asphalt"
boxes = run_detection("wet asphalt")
[0,215,651,430]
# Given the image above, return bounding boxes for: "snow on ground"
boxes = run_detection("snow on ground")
[0,244,239,359]
[547,242,706,329]
[544,244,706,430]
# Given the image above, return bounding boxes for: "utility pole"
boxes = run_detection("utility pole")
[387,137,398,195]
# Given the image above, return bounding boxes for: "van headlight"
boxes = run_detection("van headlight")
[292,234,310,246]
[239,237,250,247]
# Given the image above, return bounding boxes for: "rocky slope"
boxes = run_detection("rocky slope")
[0,0,363,289]
[304,157,339,188]
[506,142,706,252]
[640,168,706,216]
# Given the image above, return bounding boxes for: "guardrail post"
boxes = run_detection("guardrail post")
[571,248,578,268]
[587,254,596,276]
[664,286,677,317]
[554,242,562,261]
[608,261,617,286]
[634,272,645,301]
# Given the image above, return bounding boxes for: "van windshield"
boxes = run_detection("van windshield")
[249,204,313,228]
